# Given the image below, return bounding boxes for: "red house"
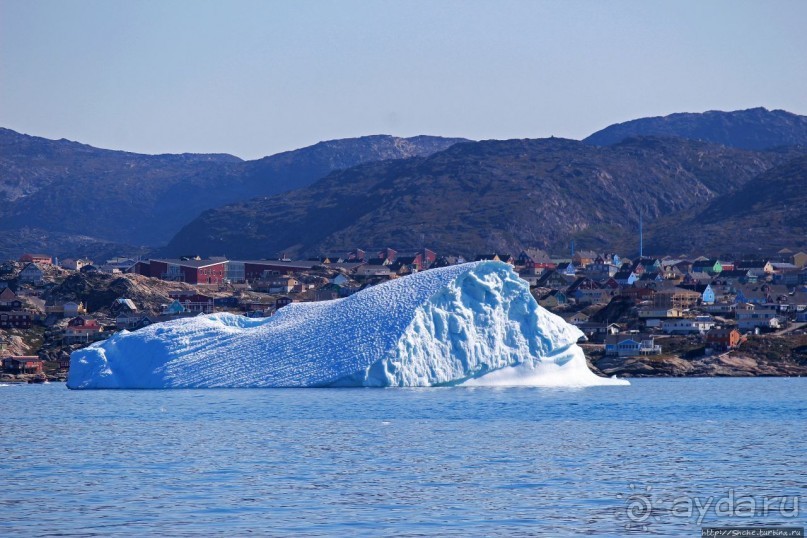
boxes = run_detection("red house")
[148,259,228,285]
[706,328,742,351]
[64,316,104,343]
[19,253,52,265]
[2,356,44,374]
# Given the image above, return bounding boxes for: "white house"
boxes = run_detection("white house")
[604,334,662,357]
[736,303,780,331]
[661,316,716,335]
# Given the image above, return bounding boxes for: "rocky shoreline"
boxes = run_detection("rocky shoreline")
[585,334,807,377]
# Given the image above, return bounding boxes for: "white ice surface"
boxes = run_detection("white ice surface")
[67,261,627,389]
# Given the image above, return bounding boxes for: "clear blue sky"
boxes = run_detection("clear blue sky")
[2,0,805,160]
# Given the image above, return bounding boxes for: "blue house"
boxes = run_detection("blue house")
[701,284,715,305]
[614,270,637,286]
[163,300,187,315]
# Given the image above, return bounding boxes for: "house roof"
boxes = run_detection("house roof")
[114,298,137,311]
[520,248,552,263]
[735,260,770,269]
[0,288,17,300]
[152,258,228,269]
[2,355,42,362]
[20,262,43,272]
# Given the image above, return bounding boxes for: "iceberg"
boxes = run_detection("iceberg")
[67,261,627,389]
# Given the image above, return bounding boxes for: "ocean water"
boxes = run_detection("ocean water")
[1,379,805,536]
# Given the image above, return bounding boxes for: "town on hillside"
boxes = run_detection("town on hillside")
[2,247,807,382]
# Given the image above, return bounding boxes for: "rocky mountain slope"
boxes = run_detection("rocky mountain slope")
[163,136,788,259]
[0,128,465,257]
[584,107,807,150]
[635,155,807,255]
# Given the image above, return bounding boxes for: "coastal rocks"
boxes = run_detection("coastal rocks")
[594,355,695,377]
[592,350,807,378]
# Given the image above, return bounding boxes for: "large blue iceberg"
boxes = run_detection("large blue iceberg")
[67,261,626,389]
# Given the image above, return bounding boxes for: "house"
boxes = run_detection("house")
[691,260,723,275]
[613,270,637,286]
[111,298,140,328]
[734,284,790,306]
[168,292,215,314]
[604,334,662,357]
[315,284,342,301]
[719,269,755,284]
[676,281,717,302]
[0,287,22,311]
[587,263,618,280]
[791,252,807,268]
[659,264,684,281]
[536,270,575,289]
[332,274,350,286]
[562,311,589,325]
[771,262,799,273]
[619,287,655,304]
[682,272,713,286]
[661,316,716,335]
[2,356,44,375]
[0,310,33,329]
[773,269,801,287]
[376,248,398,263]
[700,302,737,316]
[538,290,567,308]
[559,262,577,276]
[275,296,293,309]
[572,250,599,267]
[19,253,52,265]
[143,258,229,285]
[637,307,684,319]
[573,288,613,305]
[62,302,86,317]
[517,248,555,269]
[638,272,663,283]
[674,260,694,274]
[576,322,621,342]
[64,316,104,344]
[61,258,93,271]
[706,328,742,351]
[735,260,774,279]
[736,303,780,331]
[355,265,391,278]
[162,300,188,315]
[701,284,716,304]
[431,255,465,268]
[653,288,701,310]
[18,263,44,284]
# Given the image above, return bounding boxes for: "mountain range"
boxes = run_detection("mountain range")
[2,107,806,261]
[0,129,464,258]
[584,107,807,150]
[163,135,799,259]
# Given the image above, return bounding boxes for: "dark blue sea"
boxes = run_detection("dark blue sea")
[1,379,805,536]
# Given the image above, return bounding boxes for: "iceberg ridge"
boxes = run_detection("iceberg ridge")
[67,261,627,389]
